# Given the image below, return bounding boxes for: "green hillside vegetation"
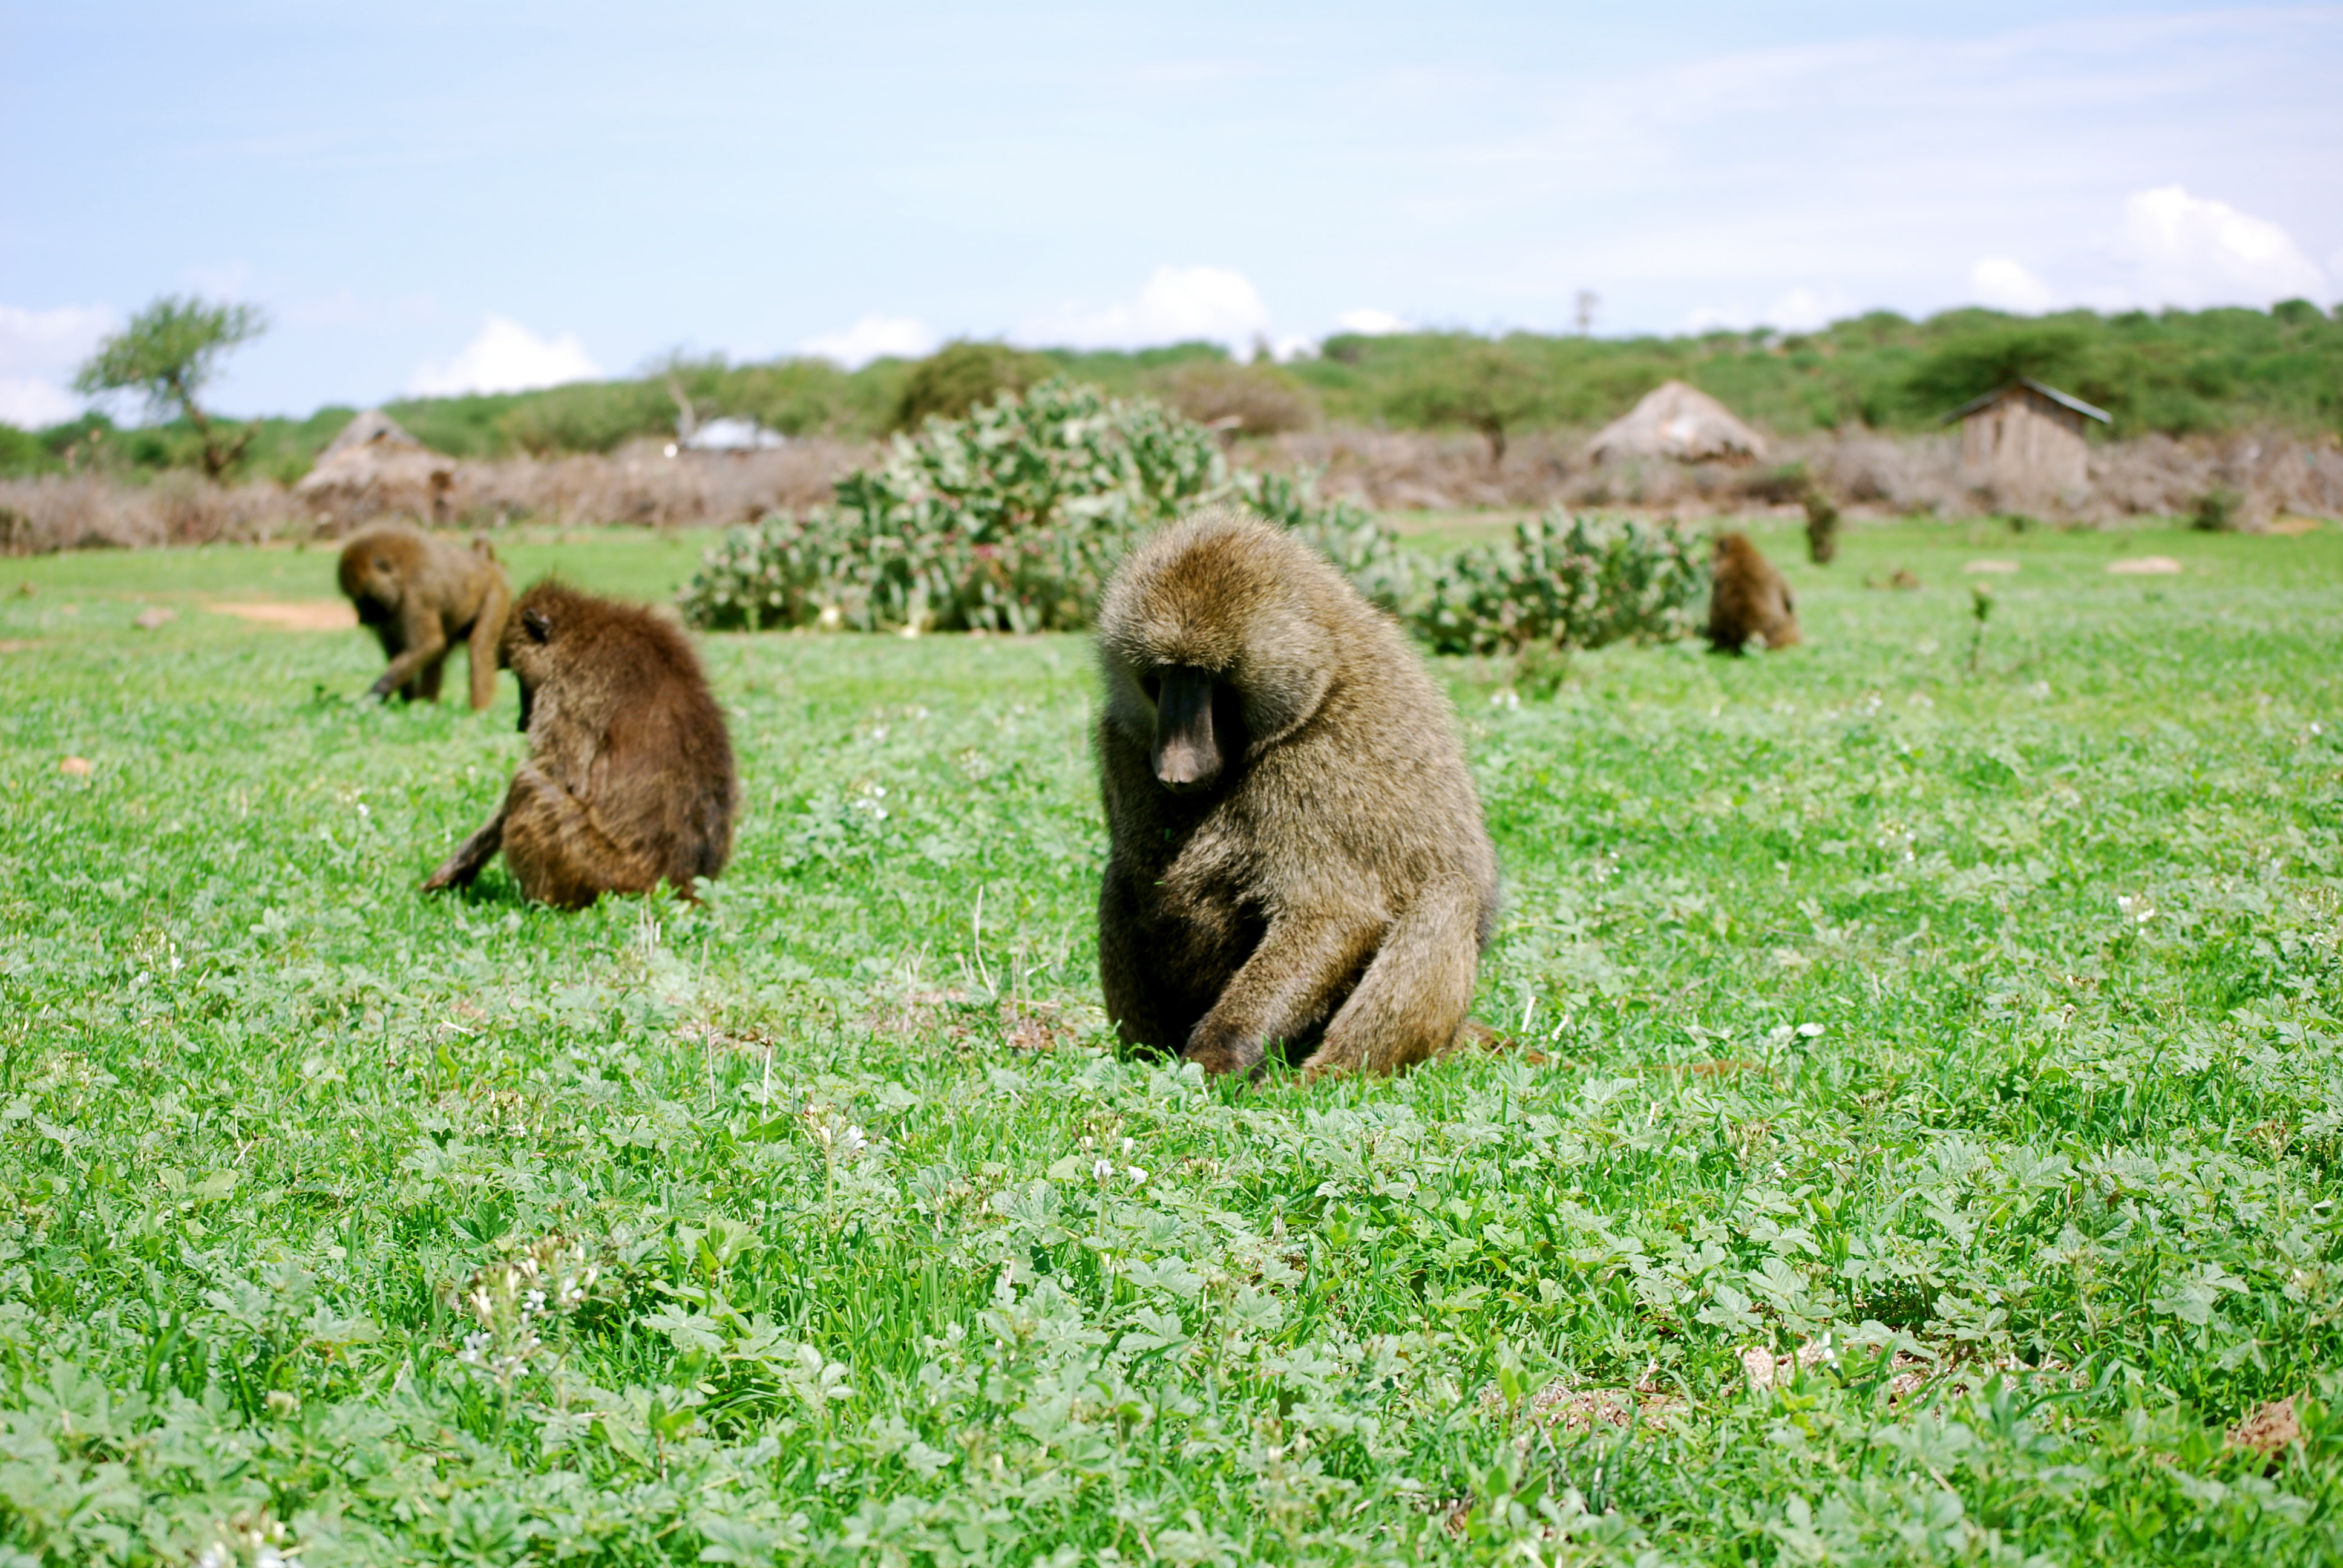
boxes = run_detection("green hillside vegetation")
[5,302,2336,482]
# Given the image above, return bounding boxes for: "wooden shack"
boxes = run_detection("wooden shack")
[1942,378,2109,506]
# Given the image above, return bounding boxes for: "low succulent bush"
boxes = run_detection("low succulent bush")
[679,381,1408,634]
[1409,511,1709,656]
[681,380,1708,654]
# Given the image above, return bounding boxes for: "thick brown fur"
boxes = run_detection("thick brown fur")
[338,526,513,708]
[1706,532,1801,655]
[422,583,739,910]
[1094,507,1500,1082]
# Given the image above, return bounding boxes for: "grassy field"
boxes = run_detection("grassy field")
[2,520,2340,1566]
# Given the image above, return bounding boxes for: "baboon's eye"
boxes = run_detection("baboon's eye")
[372,557,390,571]
[1140,673,1161,702]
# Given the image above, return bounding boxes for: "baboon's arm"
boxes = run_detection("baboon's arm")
[1181,907,1382,1077]
[466,577,511,711]
[369,607,450,701]
[421,802,507,892]
[1299,877,1484,1080]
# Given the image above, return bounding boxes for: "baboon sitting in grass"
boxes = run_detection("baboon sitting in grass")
[338,525,512,709]
[423,583,738,909]
[1094,508,1499,1081]
[1706,532,1801,654]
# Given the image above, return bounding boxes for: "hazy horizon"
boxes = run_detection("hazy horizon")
[3,1,2337,425]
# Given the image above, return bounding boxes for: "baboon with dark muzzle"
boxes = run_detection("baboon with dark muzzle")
[1093,507,1499,1080]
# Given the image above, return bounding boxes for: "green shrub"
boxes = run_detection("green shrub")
[1409,512,1709,656]
[2191,486,2243,532]
[683,379,1234,633]
[890,340,1057,431]
[681,381,1712,653]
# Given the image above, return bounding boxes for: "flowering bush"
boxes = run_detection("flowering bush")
[1408,511,1709,656]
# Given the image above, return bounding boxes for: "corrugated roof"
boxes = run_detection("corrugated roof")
[1941,378,2112,426]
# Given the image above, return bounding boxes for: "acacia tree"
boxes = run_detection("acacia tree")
[74,296,268,478]
[1389,337,1545,470]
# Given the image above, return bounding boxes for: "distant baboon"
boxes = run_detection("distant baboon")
[422,583,738,909]
[338,526,511,708]
[1706,532,1801,655]
[1094,508,1500,1080]
[1802,490,1841,564]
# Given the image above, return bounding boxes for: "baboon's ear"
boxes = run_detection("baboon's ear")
[522,607,553,642]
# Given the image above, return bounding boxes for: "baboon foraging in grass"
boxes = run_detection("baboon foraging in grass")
[1094,508,1499,1081]
[422,583,738,909]
[338,526,511,708]
[1706,532,1801,655]
[1802,491,1841,565]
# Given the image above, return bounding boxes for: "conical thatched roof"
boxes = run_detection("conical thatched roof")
[1588,381,1768,463]
[297,410,459,522]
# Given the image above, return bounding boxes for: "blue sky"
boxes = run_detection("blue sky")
[2,2,2337,423]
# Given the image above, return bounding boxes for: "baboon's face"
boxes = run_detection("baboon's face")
[344,555,399,621]
[1139,665,1248,795]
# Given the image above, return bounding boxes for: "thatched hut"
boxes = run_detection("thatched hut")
[295,410,459,528]
[1589,381,1768,465]
[1942,379,2109,508]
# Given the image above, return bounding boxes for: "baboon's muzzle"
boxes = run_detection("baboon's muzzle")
[1150,666,1222,794]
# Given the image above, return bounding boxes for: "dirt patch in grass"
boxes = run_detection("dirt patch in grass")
[209,600,359,630]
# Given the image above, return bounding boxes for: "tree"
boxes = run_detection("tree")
[1388,337,1545,469]
[74,296,268,479]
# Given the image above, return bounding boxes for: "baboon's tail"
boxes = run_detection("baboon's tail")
[1300,877,1484,1080]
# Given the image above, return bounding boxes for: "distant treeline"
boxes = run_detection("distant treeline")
[5,301,2337,482]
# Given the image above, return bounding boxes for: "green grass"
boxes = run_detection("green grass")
[2,521,2341,1566]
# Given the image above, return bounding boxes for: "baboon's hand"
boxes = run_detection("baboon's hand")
[1181,1020,1265,1079]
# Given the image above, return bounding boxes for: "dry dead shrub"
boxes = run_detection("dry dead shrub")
[1256,424,2343,527]
[4,437,874,555]
[392,438,870,535]
[0,472,307,554]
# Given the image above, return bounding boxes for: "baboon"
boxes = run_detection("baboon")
[338,526,511,708]
[422,583,738,909]
[1802,490,1841,564]
[1706,532,1801,654]
[1094,508,1499,1081]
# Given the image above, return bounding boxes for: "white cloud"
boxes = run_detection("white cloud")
[0,378,82,428]
[1334,309,1409,336]
[0,304,114,428]
[1970,257,2056,313]
[2119,186,2328,310]
[1023,264,1273,354]
[798,315,937,368]
[0,304,114,377]
[1762,286,1850,333]
[407,315,600,396]
[1683,303,1753,333]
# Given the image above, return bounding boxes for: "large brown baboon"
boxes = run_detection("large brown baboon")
[1094,508,1500,1080]
[338,526,512,708]
[422,583,738,909]
[1706,532,1801,654]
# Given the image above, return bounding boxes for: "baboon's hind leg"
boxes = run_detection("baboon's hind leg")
[1297,878,1483,1082]
[500,765,660,910]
